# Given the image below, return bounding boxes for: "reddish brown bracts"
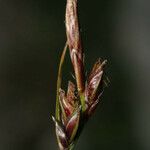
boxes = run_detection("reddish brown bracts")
[53,0,108,149]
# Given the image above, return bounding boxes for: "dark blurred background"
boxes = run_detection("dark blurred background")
[0,0,150,150]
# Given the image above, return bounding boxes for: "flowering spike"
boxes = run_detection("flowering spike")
[86,60,106,102]
[66,0,85,94]
[85,59,107,116]
[53,0,108,149]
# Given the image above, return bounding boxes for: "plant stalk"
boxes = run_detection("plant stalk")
[55,42,68,121]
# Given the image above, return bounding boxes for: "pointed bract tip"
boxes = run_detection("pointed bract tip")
[52,116,56,123]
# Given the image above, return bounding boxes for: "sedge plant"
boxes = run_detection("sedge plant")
[52,0,108,149]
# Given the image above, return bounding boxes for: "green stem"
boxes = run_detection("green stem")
[80,92,86,113]
[55,42,68,121]
[68,143,75,150]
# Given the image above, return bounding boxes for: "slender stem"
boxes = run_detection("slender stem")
[68,142,75,150]
[55,42,68,121]
[80,92,86,112]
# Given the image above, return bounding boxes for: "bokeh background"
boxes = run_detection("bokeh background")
[0,0,150,150]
